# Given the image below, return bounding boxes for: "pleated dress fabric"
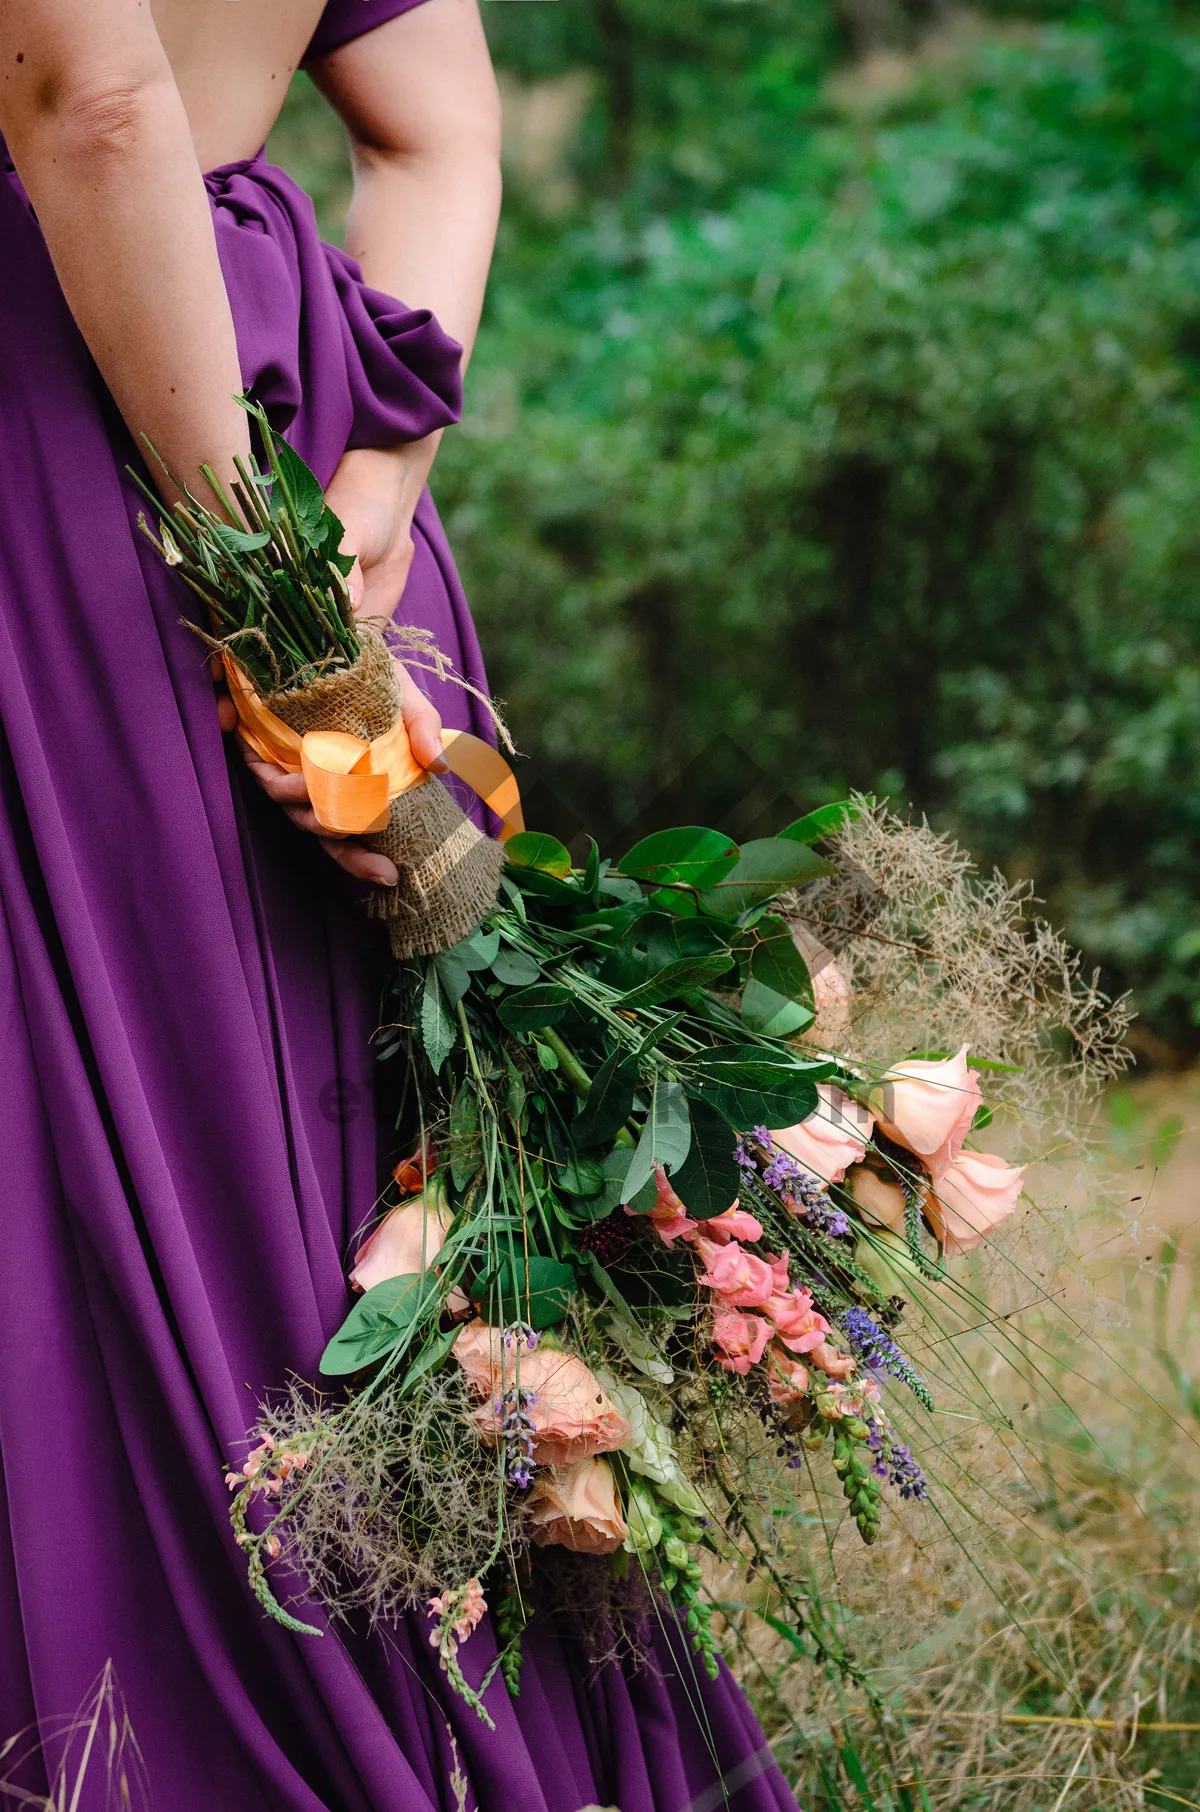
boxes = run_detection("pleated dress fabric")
[0,27,800,1812]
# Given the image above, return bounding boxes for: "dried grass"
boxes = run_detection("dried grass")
[256,1371,506,1625]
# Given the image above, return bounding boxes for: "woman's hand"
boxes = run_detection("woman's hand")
[217,438,446,884]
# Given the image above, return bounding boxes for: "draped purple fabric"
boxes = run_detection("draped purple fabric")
[0,143,799,1812]
[307,0,433,62]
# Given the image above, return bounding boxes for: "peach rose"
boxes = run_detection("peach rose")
[701,1204,764,1246]
[350,1191,450,1294]
[629,1166,698,1247]
[694,1237,776,1309]
[873,1045,981,1164]
[766,1347,810,1405]
[453,1324,632,1467]
[774,1085,872,1185]
[527,1457,628,1555]
[845,1164,909,1236]
[711,1309,772,1374]
[763,1287,831,1354]
[925,1150,1024,1256]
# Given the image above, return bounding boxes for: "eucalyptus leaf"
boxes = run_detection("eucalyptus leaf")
[396,1324,459,1398]
[697,838,834,918]
[617,950,735,1011]
[504,831,572,878]
[487,1254,577,1329]
[497,983,572,1034]
[779,801,859,845]
[670,1096,742,1219]
[619,826,738,888]
[319,1271,440,1376]
[737,914,814,1003]
[420,964,457,1074]
[740,978,814,1037]
[599,912,728,993]
[573,1049,640,1146]
[685,1045,830,1129]
[490,948,542,987]
[621,1078,691,1203]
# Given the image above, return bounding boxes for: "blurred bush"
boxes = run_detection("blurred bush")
[274,3,1200,1052]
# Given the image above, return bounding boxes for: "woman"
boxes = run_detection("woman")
[0,1,799,1806]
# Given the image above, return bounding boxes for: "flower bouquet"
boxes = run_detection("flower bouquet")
[143,427,1032,1725]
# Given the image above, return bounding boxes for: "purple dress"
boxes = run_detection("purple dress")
[0,6,799,1809]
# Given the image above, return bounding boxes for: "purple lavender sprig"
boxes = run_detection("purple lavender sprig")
[839,1307,934,1411]
[867,1424,928,1501]
[496,1386,538,1491]
[743,1129,852,1239]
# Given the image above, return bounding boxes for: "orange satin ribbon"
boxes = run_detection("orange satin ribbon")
[223,652,525,841]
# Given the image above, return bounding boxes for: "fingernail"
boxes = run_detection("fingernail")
[431,739,444,762]
[371,866,398,887]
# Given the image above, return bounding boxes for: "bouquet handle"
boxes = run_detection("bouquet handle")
[222,651,525,841]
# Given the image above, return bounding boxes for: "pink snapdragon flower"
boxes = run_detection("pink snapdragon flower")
[766,1347,810,1404]
[701,1204,764,1246]
[694,1237,776,1309]
[428,1578,487,1644]
[625,1165,698,1247]
[764,1287,831,1354]
[712,1310,773,1374]
[810,1340,857,1380]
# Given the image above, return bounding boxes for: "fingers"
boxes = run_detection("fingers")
[397,663,446,773]
[319,836,399,887]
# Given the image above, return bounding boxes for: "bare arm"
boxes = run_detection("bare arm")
[0,0,249,501]
[305,0,502,623]
[310,0,502,363]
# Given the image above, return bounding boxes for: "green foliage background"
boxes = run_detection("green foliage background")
[272,0,1200,1053]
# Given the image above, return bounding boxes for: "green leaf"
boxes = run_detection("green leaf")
[420,964,458,1074]
[684,1046,830,1129]
[599,912,729,993]
[269,434,327,542]
[597,873,644,905]
[582,837,601,901]
[737,913,814,1003]
[504,831,572,879]
[490,948,542,987]
[435,933,495,1005]
[697,838,834,918]
[449,1084,482,1190]
[497,982,573,1034]
[671,1096,741,1218]
[779,801,858,845]
[619,826,739,888]
[558,1152,605,1196]
[740,978,814,1037]
[590,1145,655,1216]
[617,950,735,1011]
[622,1078,692,1203]
[488,1254,577,1329]
[207,520,271,554]
[396,1323,460,1398]
[320,1271,440,1376]
[573,1049,640,1146]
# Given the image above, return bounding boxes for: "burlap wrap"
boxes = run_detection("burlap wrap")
[265,627,505,958]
